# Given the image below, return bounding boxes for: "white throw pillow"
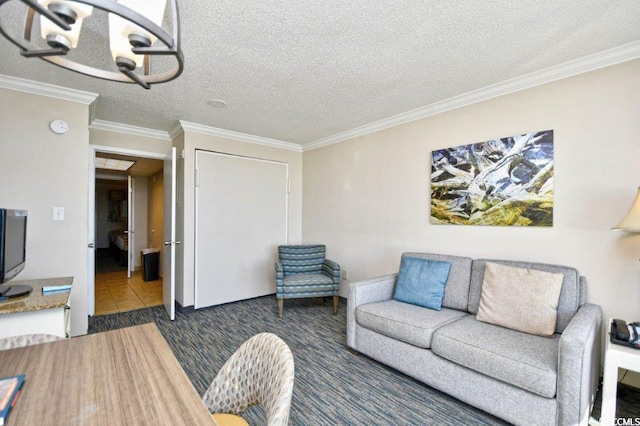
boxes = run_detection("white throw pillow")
[476,262,563,337]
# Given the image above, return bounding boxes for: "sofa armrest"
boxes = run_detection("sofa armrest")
[322,259,341,285]
[557,303,602,426]
[346,274,398,348]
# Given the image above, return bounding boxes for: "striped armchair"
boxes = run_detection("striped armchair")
[275,245,340,318]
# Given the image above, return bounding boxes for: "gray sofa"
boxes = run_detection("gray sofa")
[346,252,602,426]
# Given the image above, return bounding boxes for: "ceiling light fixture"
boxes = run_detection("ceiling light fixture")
[0,0,183,89]
[95,157,136,171]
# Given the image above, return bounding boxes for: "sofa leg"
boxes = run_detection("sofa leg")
[278,299,283,318]
[333,295,338,315]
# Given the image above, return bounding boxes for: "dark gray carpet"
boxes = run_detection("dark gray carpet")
[88,297,639,425]
[95,248,127,273]
[591,381,640,421]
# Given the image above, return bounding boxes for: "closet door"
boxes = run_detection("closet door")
[195,151,288,309]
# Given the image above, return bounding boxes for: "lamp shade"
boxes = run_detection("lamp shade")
[613,187,640,232]
[109,0,167,68]
[108,13,144,67]
[39,0,93,49]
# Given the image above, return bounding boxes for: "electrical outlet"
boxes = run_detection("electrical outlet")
[341,269,349,280]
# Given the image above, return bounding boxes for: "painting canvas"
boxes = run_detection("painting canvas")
[108,190,127,222]
[430,130,554,226]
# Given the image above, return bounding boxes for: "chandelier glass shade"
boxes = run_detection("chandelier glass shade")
[39,0,93,49]
[108,0,167,69]
[0,0,183,89]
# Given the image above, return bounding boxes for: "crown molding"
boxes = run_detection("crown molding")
[168,121,184,140]
[89,119,171,141]
[0,73,98,105]
[303,41,640,151]
[178,121,303,152]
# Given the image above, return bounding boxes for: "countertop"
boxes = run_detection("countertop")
[0,277,72,315]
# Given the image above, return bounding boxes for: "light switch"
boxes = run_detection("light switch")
[53,207,64,221]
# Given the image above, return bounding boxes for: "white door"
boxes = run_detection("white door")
[162,147,177,320]
[195,151,288,309]
[127,176,135,278]
[87,148,96,316]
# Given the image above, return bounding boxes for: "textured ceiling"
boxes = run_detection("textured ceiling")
[0,1,639,146]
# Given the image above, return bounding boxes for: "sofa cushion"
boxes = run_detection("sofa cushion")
[402,253,473,311]
[476,262,563,336]
[280,273,334,295]
[468,259,581,333]
[431,315,560,398]
[356,300,468,348]
[393,257,451,310]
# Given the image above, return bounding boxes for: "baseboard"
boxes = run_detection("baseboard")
[176,301,194,314]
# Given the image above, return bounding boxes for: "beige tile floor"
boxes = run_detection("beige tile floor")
[95,270,163,316]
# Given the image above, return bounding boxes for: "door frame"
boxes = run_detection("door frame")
[163,147,177,320]
[87,145,167,316]
[127,175,135,278]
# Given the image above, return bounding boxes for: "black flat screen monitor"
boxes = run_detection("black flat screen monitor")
[0,209,27,284]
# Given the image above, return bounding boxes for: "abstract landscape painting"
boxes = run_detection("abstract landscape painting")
[430,130,554,226]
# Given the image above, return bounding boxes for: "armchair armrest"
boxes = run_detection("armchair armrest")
[346,274,398,348]
[322,259,341,284]
[275,261,284,286]
[556,303,602,426]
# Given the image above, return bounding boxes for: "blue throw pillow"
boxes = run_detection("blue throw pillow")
[393,257,451,310]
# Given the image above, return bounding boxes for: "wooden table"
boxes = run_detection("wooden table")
[0,323,216,425]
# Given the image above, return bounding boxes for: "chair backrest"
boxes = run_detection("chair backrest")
[202,333,295,426]
[278,245,326,275]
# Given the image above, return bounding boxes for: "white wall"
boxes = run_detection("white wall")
[303,59,640,324]
[176,131,303,307]
[90,129,171,156]
[0,88,90,336]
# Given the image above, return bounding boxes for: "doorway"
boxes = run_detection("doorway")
[90,150,165,316]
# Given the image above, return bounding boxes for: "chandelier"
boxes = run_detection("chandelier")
[0,0,183,89]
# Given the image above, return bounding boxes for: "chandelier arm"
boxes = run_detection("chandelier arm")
[118,67,150,89]
[23,5,33,41]
[132,46,178,55]
[0,0,33,52]
[40,50,183,84]
[170,0,180,53]
[21,47,67,57]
